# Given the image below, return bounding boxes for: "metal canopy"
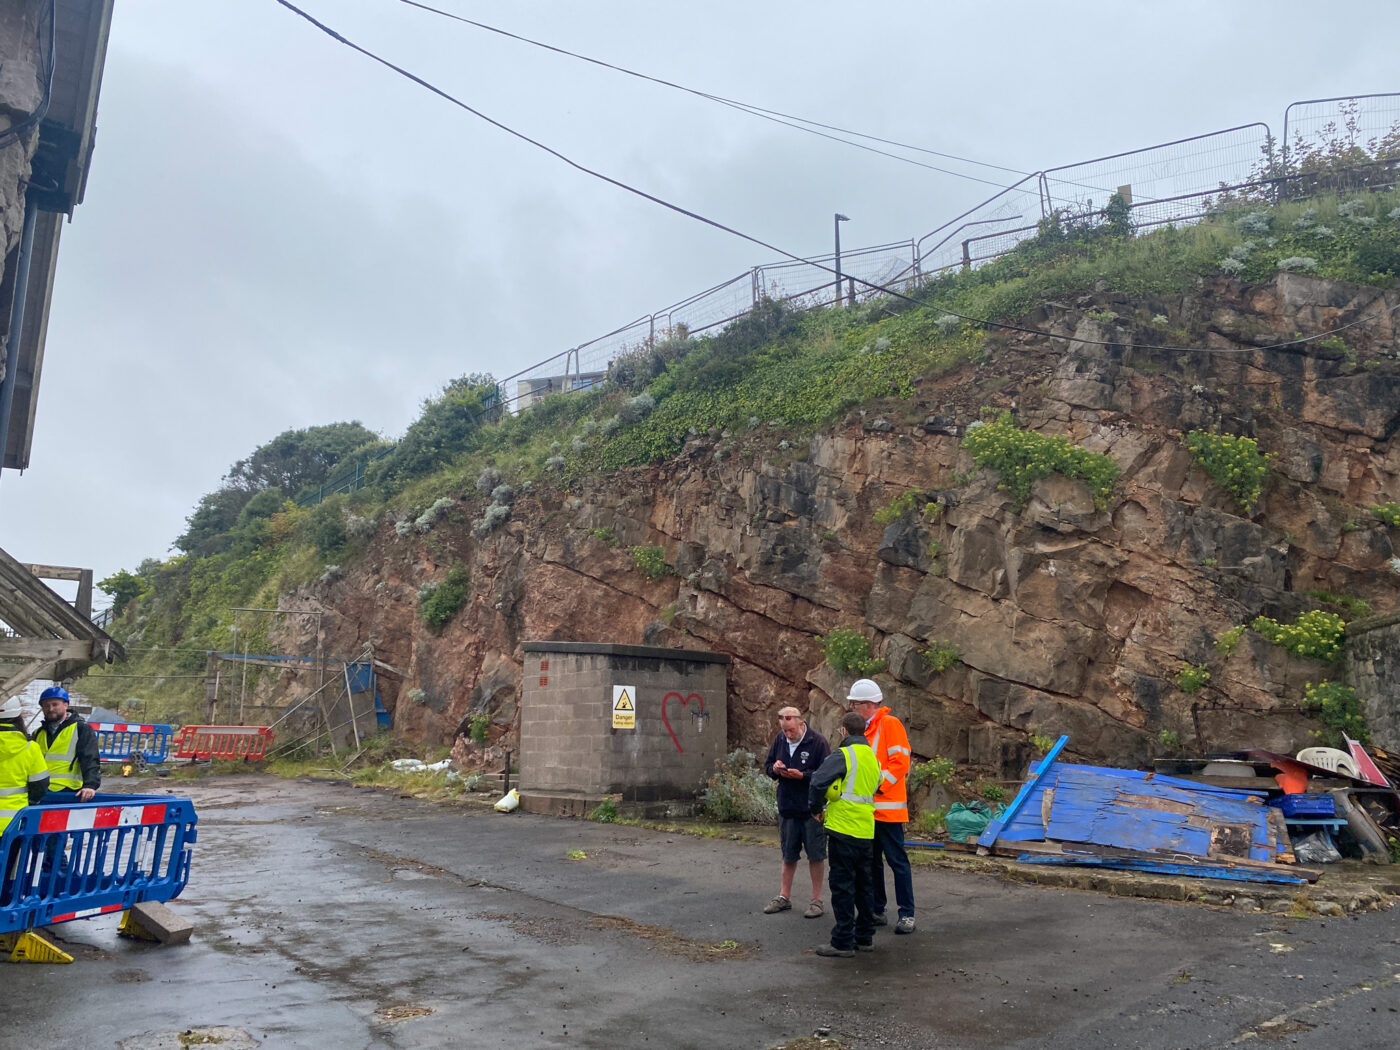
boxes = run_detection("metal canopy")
[2,0,114,472]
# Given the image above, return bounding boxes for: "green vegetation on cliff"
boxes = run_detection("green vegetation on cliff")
[90,180,1400,726]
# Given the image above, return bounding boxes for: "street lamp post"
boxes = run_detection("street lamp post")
[834,213,849,308]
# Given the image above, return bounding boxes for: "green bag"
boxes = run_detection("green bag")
[945,800,1004,842]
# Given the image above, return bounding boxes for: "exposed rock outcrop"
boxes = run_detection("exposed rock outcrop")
[288,274,1400,773]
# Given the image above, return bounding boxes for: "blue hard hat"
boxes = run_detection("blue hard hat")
[39,685,69,703]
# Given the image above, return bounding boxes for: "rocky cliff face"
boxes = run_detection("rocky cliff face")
[288,273,1400,774]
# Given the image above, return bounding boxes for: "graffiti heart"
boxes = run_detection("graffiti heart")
[660,691,704,753]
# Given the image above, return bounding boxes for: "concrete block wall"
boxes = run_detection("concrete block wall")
[520,642,728,801]
[1346,612,1400,750]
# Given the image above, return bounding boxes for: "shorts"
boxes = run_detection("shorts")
[779,814,827,863]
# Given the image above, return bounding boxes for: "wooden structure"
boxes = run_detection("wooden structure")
[0,544,120,695]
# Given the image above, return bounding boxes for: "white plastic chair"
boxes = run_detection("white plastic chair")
[1295,746,1360,779]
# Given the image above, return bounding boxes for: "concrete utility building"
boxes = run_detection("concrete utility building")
[518,641,728,815]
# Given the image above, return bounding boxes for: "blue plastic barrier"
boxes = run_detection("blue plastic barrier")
[0,793,197,934]
[91,722,174,766]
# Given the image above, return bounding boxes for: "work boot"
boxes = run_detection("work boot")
[764,895,792,914]
[814,943,854,958]
[895,916,916,935]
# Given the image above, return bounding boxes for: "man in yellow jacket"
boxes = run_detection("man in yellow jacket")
[33,686,99,803]
[1,695,50,894]
[848,678,916,934]
[807,711,881,958]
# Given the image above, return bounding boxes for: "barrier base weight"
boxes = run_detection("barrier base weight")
[0,931,74,964]
[119,901,194,945]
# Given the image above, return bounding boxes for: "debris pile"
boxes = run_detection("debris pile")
[972,736,1399,886]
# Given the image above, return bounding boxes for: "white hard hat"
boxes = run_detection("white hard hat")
[0,696,21,719]
[846,679,883,703]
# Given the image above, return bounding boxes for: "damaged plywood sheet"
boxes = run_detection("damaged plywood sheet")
[993,763,1263,843]
[1043,767,1287,863]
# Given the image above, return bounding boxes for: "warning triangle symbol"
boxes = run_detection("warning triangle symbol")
[615,690,634,710]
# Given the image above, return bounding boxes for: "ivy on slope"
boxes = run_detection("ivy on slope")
[593,314,981,470]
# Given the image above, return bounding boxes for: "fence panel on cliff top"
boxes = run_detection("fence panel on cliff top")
[1283,94,1400,172]
[493,98,1380,414]
[1039,124,1272,216]
[932,125,1274,272]
[914,174,1044,276]
[755,240,919,309]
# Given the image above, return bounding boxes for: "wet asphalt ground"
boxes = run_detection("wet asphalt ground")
[8,774,1400,1050]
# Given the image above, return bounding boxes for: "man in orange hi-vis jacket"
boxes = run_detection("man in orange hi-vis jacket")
[847,679,915,934]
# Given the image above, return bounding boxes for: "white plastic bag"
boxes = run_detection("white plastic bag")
[493,788,520,813]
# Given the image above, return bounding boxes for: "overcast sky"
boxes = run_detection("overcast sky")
[1,0,1396,603]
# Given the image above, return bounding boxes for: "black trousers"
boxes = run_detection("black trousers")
[826,829,876,951]
[871,820,915,919]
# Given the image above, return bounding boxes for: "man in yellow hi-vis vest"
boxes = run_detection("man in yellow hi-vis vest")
[1,695,49,896]
[807,711,881,958]
[33,686,100,803]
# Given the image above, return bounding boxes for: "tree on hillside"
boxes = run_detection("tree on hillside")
[173,421,379,555]
[97,569,147,617]
[368,374,498,488]
[175,485,249,556]
[225,421,379,495]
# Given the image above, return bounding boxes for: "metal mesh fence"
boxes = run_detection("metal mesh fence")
[1041,124,1271,213]
[498,94,1398,409]
[1284,94,1400,172]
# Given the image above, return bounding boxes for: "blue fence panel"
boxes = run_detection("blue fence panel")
[0,793,198,933]
[91,722,174,765]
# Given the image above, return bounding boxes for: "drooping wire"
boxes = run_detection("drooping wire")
[392,0,1027,190]
[275,0,1400,355]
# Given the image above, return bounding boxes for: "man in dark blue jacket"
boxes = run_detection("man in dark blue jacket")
[762,706,830,918]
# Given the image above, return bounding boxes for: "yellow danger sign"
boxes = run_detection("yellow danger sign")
[612,685,636,729]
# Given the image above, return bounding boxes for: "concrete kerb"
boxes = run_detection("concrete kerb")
[907,845,1400,916]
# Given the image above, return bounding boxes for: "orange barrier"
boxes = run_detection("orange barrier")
[171,725,274,761]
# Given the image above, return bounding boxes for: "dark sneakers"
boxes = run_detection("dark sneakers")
[871,912,888,926]
[855,942,874,952]
[814,944,854,958]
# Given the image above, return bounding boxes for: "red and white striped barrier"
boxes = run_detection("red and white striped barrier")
[92,722,157,733]
[37,803,169,834]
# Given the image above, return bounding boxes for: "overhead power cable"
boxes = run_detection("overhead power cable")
[275,0,1400,355]
[393,0,1026,189]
